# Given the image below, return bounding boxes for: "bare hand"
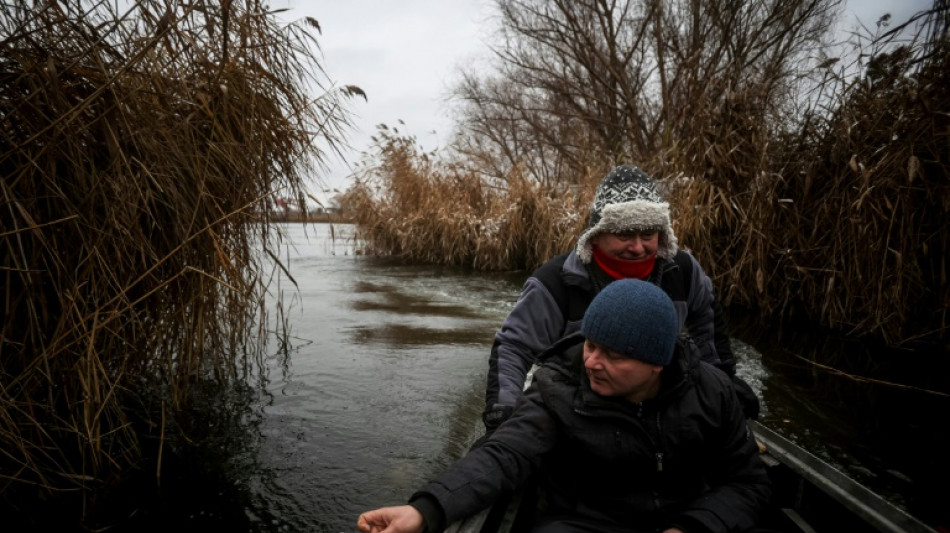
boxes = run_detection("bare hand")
[356,505,425,533]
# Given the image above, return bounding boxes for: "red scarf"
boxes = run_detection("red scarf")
[592,245,657,280]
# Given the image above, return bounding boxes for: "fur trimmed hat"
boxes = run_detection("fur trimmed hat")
[575,166,678,263]
[581,279,678,366]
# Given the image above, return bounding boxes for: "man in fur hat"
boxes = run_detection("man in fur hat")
[481,165,759,435]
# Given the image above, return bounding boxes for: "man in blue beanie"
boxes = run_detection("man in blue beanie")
[358,280,771,533]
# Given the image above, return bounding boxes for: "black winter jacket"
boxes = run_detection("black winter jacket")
[484,250,757,429]
[415,335,771,533]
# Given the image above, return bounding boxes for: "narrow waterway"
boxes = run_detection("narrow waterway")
[244,222,526,531]
[95,222,945,532]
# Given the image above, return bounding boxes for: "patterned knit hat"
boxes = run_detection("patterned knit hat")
[575,165,678,263]
[581,279,678,366]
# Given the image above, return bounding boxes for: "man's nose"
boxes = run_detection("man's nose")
[585,347,604,368]
[626,237,645,252]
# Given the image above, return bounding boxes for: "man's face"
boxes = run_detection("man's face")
[583,339,663,402]
[592,231,658,261]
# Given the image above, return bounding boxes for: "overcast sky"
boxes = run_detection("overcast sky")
[274,0,933,203]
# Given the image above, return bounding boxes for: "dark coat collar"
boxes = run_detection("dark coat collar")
[540,333,698,412]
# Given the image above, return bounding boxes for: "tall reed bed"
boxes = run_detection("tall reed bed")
[344,129,591,271]
[670,7,949,347]
[1,0,353,511]
[349,6,948,350]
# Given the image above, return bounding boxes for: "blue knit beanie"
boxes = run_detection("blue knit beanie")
[581,279,679,366]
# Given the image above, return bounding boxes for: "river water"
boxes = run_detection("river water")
[91,222,946,532]
[241,222,525,532]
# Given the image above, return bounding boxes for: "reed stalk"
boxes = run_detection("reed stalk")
[1,0,354,513]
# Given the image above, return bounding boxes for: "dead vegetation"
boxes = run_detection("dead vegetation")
[673,4,950,347]
[346,1,949,350]
[1,0,354,514]
[344,128,589,271]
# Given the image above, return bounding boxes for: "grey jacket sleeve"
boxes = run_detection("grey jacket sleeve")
[682,253,735,372]
[681,253,761,418]
[483,276,566,429]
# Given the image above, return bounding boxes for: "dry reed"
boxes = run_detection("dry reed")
[343,128,592,272]
[1,0,354,513]
[670,5,949,348]
[349,4,948,351]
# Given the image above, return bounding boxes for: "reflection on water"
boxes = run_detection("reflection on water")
[67,222,943,532]
[350,281,490,319]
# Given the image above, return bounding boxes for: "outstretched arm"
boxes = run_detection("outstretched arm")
[357,505,425,533]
